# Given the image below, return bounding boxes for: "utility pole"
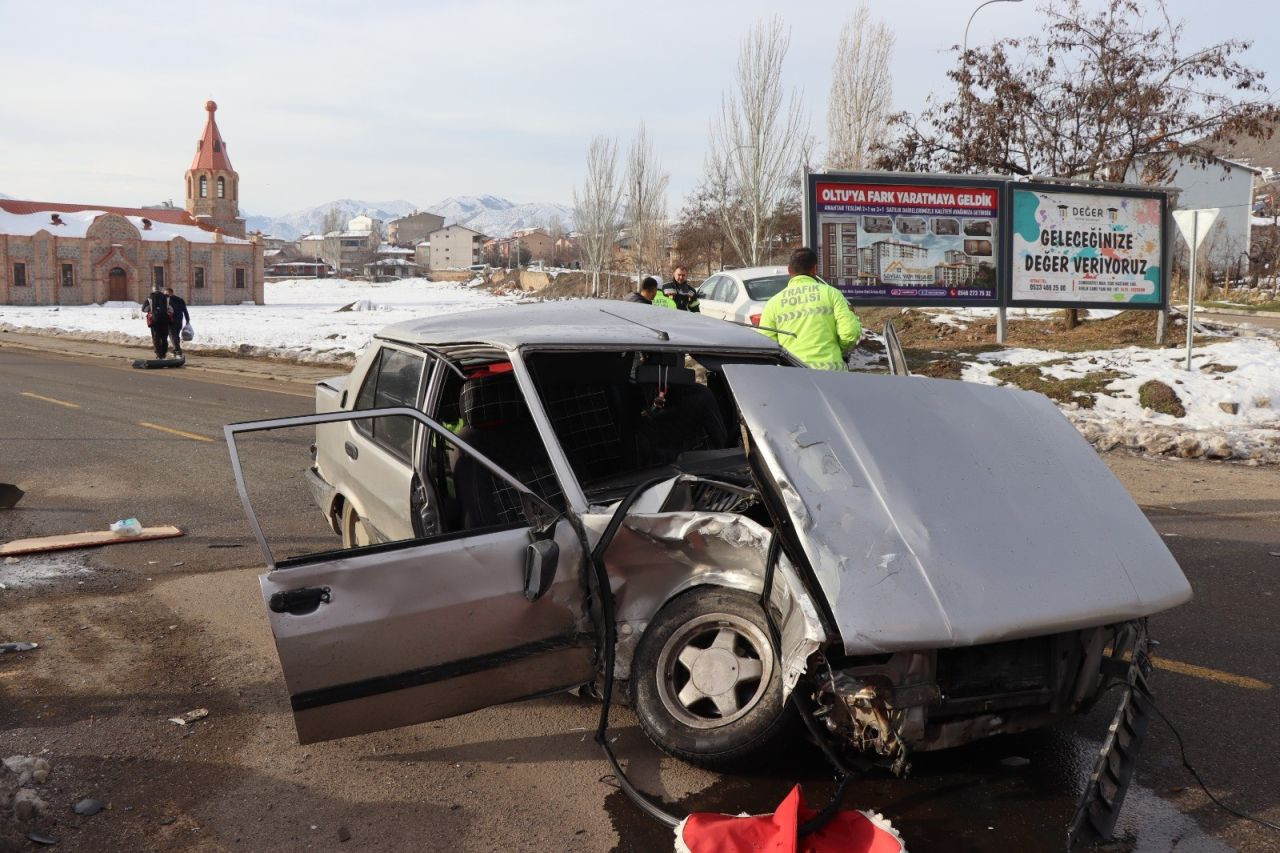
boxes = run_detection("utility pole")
[963,0,1022,344]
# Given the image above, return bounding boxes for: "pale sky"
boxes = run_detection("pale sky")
[0,0,1275,216]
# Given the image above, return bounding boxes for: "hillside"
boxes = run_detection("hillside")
[244,194,574,241]
[245,199,417,240]
[425,195,574,237]
[1209,122,1280,173]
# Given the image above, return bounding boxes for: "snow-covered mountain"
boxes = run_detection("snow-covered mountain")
[243,194,573,241]
[245,199,419,240]
[425,195,574,238]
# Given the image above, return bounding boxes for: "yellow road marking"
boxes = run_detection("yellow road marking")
[138,422,214,443]
[21,391,79,409]
[1155,657,1272,691]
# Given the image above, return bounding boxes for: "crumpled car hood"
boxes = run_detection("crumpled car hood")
[723,365,1192,656]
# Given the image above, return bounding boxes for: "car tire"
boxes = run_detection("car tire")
[341,502,371,549]
[631,588,791,768]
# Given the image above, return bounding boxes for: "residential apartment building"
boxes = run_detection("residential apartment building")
[387,211,445,247]
[427,224,485,269]
[321,216,381,275]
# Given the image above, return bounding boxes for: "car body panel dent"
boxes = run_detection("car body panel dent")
[585,495,824,694]
[723,365,1192,656]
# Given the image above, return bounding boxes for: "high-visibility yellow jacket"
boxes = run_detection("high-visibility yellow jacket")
[652,290,677,309]
[758,275,862,371]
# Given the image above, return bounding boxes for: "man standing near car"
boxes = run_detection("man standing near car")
[141,286,172,360]
[663,265,699,312]
[758,247,862,371]
[164,287,190,358]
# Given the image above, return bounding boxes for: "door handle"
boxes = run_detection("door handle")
[344,441,358,460]
[269,586,331,615]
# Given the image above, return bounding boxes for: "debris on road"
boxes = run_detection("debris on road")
[337,826,352,842]
[674,785,905,852]
[0,483,23,509]
[167,708,209,726]
[1,524,183,556]
[26,832,57,846]
[73,798,105,816]
[108,518,143,537]
[4,755,52,786]
[0,642,38,654]
[13,789,49,821]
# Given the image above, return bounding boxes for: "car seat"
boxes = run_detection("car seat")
[453,372,563,529]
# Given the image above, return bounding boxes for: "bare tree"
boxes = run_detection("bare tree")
[625,122,670,277]
[542,214,566,266]
[827,6,894,171]
[876,0,1278,180]
[707,16,807,267]
[573,136,623,297]
[321,206,344,235]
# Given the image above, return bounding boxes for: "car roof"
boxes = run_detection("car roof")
[375,299,786,352]
[720,266,789,280]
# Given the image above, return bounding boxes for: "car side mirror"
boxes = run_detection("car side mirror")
[523,538,560,602]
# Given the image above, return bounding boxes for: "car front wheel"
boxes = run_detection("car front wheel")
[631,588,791,768]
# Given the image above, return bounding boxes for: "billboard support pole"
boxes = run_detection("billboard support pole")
[1156,307,1167,346]
[1184,210,1200,371]
[996,306,1007,343]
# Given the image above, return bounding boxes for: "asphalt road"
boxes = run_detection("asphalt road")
[1,343,1278,852]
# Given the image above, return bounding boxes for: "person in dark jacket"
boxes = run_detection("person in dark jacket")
[663,265,700,312]
[141,288,172,359]
[164,287,190,357]
[625,277,660,304]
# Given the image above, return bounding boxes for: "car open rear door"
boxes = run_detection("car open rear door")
[226,407,595,745]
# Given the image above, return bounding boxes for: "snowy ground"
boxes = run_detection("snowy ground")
[910,309,1280,464]
[2,279,1278,462]
[0,277,521,365]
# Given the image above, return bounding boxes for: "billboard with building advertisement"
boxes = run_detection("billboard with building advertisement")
[1007,184,1168,308]
[805,173,1003,306]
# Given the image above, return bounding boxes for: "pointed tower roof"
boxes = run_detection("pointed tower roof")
[189,100,234,172]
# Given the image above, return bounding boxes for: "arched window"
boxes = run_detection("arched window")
[217,177,225,199]
[199,176,208,198]
[187,176,192,198]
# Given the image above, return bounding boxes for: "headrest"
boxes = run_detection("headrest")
[460,373,529,428]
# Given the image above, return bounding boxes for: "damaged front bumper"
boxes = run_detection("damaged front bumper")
[813,620,1153,779]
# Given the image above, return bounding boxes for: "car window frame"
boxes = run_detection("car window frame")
[698,275,724,302]
[353,344,430,465]
[743,274,791,302]
[225,406,564,571]
[720,276,740,303]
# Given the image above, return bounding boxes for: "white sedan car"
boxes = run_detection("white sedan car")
[694,266,791,326]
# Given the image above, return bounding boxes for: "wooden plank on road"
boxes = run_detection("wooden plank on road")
[1,525,183,556]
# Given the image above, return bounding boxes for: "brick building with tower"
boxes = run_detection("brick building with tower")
[0,101,263,306]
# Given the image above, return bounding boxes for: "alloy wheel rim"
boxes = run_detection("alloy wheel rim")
[655,611,773,730]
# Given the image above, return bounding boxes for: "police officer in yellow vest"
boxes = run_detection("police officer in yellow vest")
[758,247,862,370]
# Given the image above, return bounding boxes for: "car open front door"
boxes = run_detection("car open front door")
[226,407,595,745]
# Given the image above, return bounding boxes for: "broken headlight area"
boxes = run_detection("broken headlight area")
[806,620,1153,777]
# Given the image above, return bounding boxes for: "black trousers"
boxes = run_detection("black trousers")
[168,324,183,355]
[151,324,171,359]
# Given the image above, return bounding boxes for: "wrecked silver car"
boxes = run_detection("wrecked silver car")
[225,300,1191,779]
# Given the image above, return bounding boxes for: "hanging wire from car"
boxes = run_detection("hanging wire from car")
[585,477,871,836]
[1139,685,1280,834]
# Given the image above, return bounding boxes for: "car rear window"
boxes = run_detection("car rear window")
[744,275,789,301]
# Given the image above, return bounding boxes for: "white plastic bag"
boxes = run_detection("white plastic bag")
[180,323,194,342]
[109,518,142,537]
